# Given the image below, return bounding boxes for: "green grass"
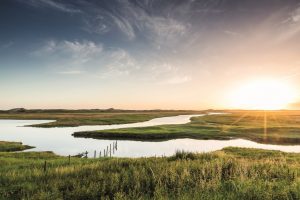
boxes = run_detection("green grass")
[0,109,203,127]
[0,141,34,152]
[1,147,300,199]
[74,111,300,145]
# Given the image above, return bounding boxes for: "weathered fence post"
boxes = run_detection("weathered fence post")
[110,144,112,157]
[85,151,88,158]
[104,149,106,157]
[68,155,71,165]
[94,150,96,158]
[44,160,47,172]
[113,142,115,154]
[115,141,118,150]
[99,151,101,158]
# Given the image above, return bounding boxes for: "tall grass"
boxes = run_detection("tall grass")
[1,147,300,199]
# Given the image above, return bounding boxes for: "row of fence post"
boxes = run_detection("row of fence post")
[97,141,117,158]
[43,141,118,172]
[81,141,118,158]
[87,140,118,158]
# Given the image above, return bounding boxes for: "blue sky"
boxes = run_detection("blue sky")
[1,0,300,109]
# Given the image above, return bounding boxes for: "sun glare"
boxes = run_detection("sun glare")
[229,79,296,110]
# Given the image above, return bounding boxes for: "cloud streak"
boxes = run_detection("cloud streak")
[79,0,191,44]
[146,62,192,85]
[58,70,84,75]
[19,0,81,13]
[33,40,138,78]
[0,41,14,50]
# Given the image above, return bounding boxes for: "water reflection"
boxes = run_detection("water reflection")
[1,114,300,157]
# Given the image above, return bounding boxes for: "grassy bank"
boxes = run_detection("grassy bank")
[74,111,300,145]
[0,141,33,152]
[0,109,203,127]
[1,147,300,199]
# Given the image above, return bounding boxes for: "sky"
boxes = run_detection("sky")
[1,0,300,110]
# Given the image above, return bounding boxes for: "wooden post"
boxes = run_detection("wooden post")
[104,149,106,157]
[113,142,115,154]
[85,151,88,158]
[115,140,118,150]
[110,144,112,157]
[106,146,108,156]
[44,160,47,172]
[68,155,71,165]
[94,150,96,158]
[99,151,101,158]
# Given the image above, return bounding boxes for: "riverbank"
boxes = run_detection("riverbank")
[0,109,204,127]
[1,147,300,199]
[74,111,300,145]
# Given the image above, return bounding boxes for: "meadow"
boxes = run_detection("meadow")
[0,109,203,128]
[1,141,300,199]
[74,111,300,145]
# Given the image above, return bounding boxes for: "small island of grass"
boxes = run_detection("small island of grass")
[0,141,34,152]
[74,110,300,145]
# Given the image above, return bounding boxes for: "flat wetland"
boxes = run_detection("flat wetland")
[0,109,203,127]
[1,109,300,199]
[75,110,300,145]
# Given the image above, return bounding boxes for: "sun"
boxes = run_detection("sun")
[229,79,296,110]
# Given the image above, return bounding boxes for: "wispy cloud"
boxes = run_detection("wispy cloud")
[58,70,84,75]
[19,0,81,13]
[0,41,14,50]
[162,76,191,85]
[33,40,103,64]
[98,48,138,79]
[147,62,192,85]
[33,40,138,78]
[275,5,300,43]
[291,7,300,22]
[223,30,242,37]
[81,0,190,44]
[17,0,194,49]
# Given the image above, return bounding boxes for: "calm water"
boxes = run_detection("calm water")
[1,114,300,157]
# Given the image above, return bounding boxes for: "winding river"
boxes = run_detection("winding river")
[1,114,300,157]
